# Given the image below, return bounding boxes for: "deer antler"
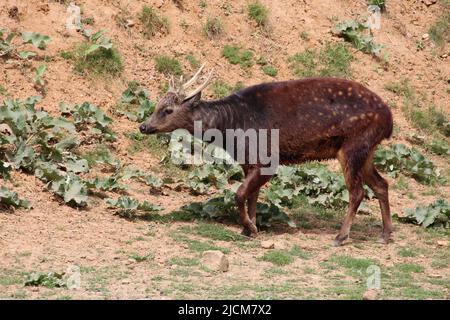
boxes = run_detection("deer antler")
[183,69,213,101]
[182,63,205,89]
[167,63,213,100]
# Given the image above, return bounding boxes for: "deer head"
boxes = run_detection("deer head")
[139,64,213,134]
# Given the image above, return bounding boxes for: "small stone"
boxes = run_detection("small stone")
[422,33,430,40]
[126,19,135,27]
[261,240,275,249]
[422,0,437,6]
[201,250,229,272]
[363,289,379,300]
[437,240,448,247]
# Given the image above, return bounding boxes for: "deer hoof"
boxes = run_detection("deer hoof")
[377,233,393,244]
[241,223,258,237]
[333,234,349,247]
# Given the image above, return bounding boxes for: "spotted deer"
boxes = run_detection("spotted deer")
[139,65,393,245]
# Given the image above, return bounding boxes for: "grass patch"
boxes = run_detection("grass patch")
[139,6,169,38]
[186,54,200,69]
[248,1,269,28]
[203,17,224,39]
[129,253,153,262]
[210,80,244,98]
[80,144,118,167]
[385,79,449,137]
[289,42,353,78]
[329,255,377,277]
[64,43,123,77]
[188,222,244,242]
[259,250,294,266]
[429,12,450,48]
[125,131,167,155]
[168,257,199,267]
[261,65,278,77]
[396,263,425,274]
[154,55,183,76]
[397,247,419,258]
[222,45,254,69]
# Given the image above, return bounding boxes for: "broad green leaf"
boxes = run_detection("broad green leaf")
[21,32,51,49]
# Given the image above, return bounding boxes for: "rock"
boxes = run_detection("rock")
[437,240,448,247]
[422,33,430,40]
[261,240,275,249]
[363,289,379,300]
[126,19,135,27]
[8,6,19,20]
[422,0,437,6]
[201,250,229,272]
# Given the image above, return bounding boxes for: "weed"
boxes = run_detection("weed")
[139,6,170,38]
[203,17,224,39]
[154,55,183,76]
[210,80,244,98]
[186,54,200,68]
[222,45,254,69]
[289,43,352,78]
[169,257,199,267]
[334,20,383,55]
[259,250,294,266]
[429,12,450,48]
[68,30,123,77]
[385,79,449,136]
[248,1,269,28]
[261,65,278,77]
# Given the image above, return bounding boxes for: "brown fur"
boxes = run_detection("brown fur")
[140,78,394,245]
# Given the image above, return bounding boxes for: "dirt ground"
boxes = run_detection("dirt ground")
[0,0,449,299]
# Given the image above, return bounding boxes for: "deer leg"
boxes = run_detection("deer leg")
[247,190,260,226]
[334,149,366,246]
[236,167,272,237]
[363,157,393,244]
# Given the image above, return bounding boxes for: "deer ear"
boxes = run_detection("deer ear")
[182,91,201,108]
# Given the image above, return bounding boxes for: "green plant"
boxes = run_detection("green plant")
[25,272,66,288]
[385,80,449,137]
[59,101,116,141]
[154,55,183,75]
[203,17,224,39]
[186,54,200,68]
[368,0,386,11]
[289,42,353,78]
[106,196,163,218]
[32,64,47,93]
[427,139,450,156]
[429,12,449,48]
[333,20,383,55]
[1,29,50,59]
[264,163,373,209]
[399,199,449,228]
[0,186,31,209]
[68,29,123,76]
[261,65,278,77]
[81,144,120,168]
[209,80,244,98]
[259,250,294,266]
[248,1,269,28]
[222,45,254,69]
[113,81,155,122]
[170,188,295,229]
[374,144,440,184]
[139,6,170,38]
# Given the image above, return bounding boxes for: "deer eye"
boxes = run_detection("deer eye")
[163,108,173,116]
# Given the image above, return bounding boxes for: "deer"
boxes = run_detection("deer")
[139,64,394,246]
